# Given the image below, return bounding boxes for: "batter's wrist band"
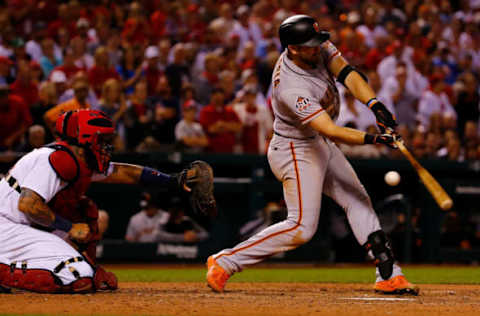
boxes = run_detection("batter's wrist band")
[140,166,176,187]
[366,98,378,109]
[52,215,73,232]
[364,133,376,144]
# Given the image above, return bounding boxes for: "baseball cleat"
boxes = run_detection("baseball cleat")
[374,275,419,296]
[206,256,230,293]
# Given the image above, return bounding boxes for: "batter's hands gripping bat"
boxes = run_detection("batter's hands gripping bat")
[395,139,453,211]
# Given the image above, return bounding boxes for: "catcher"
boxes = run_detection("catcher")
[0,109,216,293]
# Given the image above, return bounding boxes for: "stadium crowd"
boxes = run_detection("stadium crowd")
[0,0,479,162]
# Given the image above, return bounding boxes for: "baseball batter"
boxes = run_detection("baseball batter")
[0,109,215,293]
[207,15,419,295]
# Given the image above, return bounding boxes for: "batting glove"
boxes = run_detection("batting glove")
[368,99,397,133]
[364,133,400,149]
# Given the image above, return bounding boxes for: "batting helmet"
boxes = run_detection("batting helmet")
[56,109,115,174]
[279,15,330,48]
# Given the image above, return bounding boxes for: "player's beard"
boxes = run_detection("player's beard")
[299,53,320,69]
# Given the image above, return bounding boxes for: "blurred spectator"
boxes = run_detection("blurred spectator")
[210,3,241,41]
[31,81,56,127]
[175,101,208,153]
[199,88,242,153]
[157,38,172,72]
[241,69,268,109]
[151,76,179,146]
[232,86,273,154]
[463,120,478,148]
[156,196,209,243]
[165,43,190,98]
[53,48,83,81]
[125,81,154,150]
[30,60,44,84]
[121,2,150,46]
[0,85,32,150]
[39,38,62,78]
[455,72,480,138]
[0,56,14,85]
[58,71,99,107]
[380,63,420,128]
[356,7,387,49]
[125,193,167,243]
[26,21,48,62]
[71,36,94,70]
[144,45,162,97]
[98,79,128,144]
[239,201,286,241]
[116,45,144,95]
[49,70,68,102]
[44,76,90,131]
[433,47,460,84]
[218,70,238,104]
[417,73,457,130]
[10,59,39,106]
[232,5,262,51]
[16,124,46,152]
[88,46,120,97]
[193,52,221,106]
[377,40,413,82]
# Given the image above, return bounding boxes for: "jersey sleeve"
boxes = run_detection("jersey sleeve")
[279,88,325,125]
[21,152,66,203]
[320,40,341,65]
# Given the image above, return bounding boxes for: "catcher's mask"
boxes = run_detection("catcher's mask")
[56,109,115,174]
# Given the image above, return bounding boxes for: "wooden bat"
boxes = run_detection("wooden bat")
[395,140,453,211]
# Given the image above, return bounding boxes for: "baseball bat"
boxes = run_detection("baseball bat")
[395,140,453,211]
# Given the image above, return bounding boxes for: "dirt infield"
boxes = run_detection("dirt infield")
[0,282,479,316]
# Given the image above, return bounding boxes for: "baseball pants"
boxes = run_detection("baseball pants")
[0,216,94,285]
[214,135,402,281]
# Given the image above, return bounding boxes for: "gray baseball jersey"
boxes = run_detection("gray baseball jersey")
[271,41,340,139]
[213,41,403,282]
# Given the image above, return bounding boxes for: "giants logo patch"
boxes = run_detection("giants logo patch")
[296,96,312,112]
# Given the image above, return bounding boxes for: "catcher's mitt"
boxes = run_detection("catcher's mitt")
[177,160,217,217]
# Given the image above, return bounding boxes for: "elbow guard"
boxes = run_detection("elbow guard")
[337,65,368,86]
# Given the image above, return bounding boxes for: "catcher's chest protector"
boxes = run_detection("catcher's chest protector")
[46,142,94,220]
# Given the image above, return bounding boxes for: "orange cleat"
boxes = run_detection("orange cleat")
[374,275,419,296]
[206,256,230,293]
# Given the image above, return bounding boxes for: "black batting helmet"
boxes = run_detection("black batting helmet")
[279,15,330,48]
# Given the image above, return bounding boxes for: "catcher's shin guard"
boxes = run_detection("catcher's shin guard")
[0,263,93,293]
[364,230,394,280]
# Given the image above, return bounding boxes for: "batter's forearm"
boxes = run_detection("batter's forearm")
[344,72,376,104]
[329,126,366,145]
[18,188,55,227]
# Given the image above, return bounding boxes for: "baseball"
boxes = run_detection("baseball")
[384,171,401,186]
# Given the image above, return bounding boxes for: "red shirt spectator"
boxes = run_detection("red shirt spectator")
[144,46,162,97]
[122,2,150,45]
[53,49,84,80]
[199,88,242,153]
[88,47,120,97]
[10,59,39,106]
[0,90,32,148]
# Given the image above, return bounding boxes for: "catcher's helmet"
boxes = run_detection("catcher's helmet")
[56,109,115,174]
[279,15,330,48]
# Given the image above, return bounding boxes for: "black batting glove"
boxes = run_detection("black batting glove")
[364,133,400,149]
[368,99,397,133]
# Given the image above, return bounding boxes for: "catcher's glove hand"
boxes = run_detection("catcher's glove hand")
[177,160,217,217]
